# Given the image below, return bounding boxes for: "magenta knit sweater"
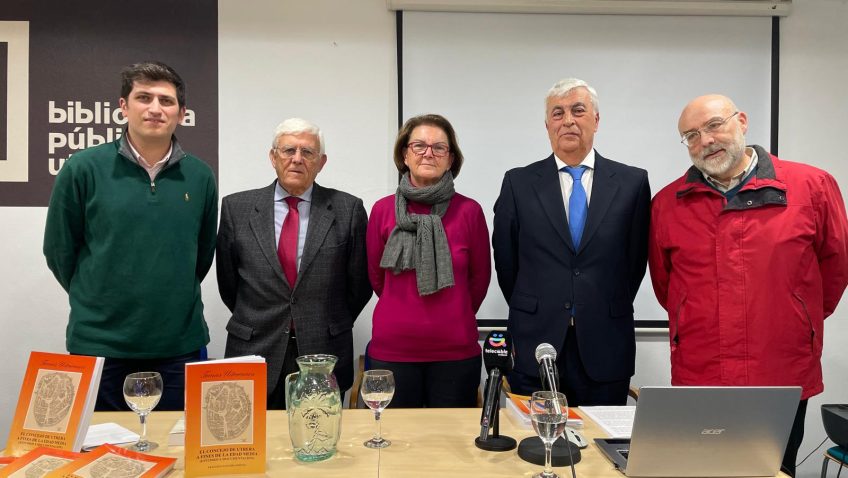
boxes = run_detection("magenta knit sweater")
[366,193,491,362]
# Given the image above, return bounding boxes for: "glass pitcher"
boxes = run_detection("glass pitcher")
[284,354,343,462]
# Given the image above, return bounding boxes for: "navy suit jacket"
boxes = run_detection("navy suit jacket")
[492,152,650,382]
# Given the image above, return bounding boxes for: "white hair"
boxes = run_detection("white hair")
[545,78,600,117]
[271,118,325,155]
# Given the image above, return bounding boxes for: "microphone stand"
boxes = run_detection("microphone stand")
[475,372,517,451]
[517,363,581,468]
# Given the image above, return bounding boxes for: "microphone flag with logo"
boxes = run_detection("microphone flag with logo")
[476,331,517,452]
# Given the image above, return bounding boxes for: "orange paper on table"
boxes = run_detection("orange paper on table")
[184,356,267,477]
[44,443,175,478]
[0,447,81,478]
[5,352,104,456]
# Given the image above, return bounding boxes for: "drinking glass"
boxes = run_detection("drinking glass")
[361,369,395,448]
[123,371,163,451]
[530,391,569,478]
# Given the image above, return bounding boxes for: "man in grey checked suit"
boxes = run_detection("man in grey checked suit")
[216,118,372,408]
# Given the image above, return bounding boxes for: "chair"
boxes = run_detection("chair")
[628,386,640,402]
[349,353,368,409]
[821,446,847,478]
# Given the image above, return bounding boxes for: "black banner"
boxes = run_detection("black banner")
[0,41,7,165]
[0,0,218,206]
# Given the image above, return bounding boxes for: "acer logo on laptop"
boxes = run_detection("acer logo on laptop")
[700,429,726,435]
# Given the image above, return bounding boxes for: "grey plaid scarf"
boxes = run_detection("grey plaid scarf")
[379,172,455,295]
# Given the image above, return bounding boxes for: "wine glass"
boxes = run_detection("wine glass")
[529,391,569,478]
[123,371,163,452]
[361,369,395,448]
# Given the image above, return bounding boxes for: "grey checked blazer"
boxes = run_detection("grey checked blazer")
[216,181,372,393]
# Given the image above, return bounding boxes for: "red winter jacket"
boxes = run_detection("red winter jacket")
[649,146,848,399]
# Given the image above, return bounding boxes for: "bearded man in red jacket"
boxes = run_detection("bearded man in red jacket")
[649,94,848,477]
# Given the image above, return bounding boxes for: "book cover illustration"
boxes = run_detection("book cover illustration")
[200,380,254,446]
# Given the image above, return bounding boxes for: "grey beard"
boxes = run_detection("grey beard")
[691,136,746,179]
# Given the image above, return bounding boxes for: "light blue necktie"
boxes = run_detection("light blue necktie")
[564,165,588,248]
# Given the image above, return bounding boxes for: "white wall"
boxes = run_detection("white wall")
[0,4,845,476]
[213,0,397,364]
[778,1,848,476]
[401,11,773,325]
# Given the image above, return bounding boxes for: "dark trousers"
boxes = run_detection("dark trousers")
[95,350,204,411]
[268,334,300,410]
[782,399,808,477]
[508,327,630,406]
[368,354,482,408]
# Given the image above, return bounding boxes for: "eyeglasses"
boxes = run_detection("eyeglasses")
[680,112,739,147]
[273,146,319,162]
[407,141,450,158]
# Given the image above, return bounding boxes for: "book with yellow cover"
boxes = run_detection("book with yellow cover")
[184,356,267,477]
[5,352,104,456]
[44,444,175,478]
[0,447,81,478]
[505,392,583,428]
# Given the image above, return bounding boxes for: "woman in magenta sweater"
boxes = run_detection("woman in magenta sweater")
[366,114,491,408]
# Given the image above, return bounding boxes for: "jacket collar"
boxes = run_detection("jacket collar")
[675,145,787,210]
[248,181,335,292]
[532,151,619,254]
[677,145,780,195]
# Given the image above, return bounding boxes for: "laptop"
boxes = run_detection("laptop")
[595,386,801,477]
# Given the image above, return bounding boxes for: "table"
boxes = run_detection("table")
[90,408,783,477]
[93,408,593,477]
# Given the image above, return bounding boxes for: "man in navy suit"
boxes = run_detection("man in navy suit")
[493,78,650,405]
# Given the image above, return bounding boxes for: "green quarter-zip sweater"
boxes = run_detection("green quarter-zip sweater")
[44,135,218,358]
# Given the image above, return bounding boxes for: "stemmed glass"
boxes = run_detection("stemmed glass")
[122,371,163,452]
[361,369,395,448]
[530,391,570,478]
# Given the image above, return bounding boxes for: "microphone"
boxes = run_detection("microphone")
[518,343,581,472]
[535,343,559,393]
[480,331,513,439]
[475,331,516,452]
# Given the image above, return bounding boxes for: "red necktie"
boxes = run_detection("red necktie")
[278,196,301,288]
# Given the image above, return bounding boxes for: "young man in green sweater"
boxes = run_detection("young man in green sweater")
[44,61,218,411]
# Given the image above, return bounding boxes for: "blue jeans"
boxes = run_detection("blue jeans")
[94,349,205,411]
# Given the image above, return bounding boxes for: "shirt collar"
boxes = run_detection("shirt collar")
[275,181,314,203]
[703,146,758,192]
[125,136,173,168]
[554,148,596,172]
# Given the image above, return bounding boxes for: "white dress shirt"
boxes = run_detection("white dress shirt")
[555,149,596,222]
[274,182,313,272]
